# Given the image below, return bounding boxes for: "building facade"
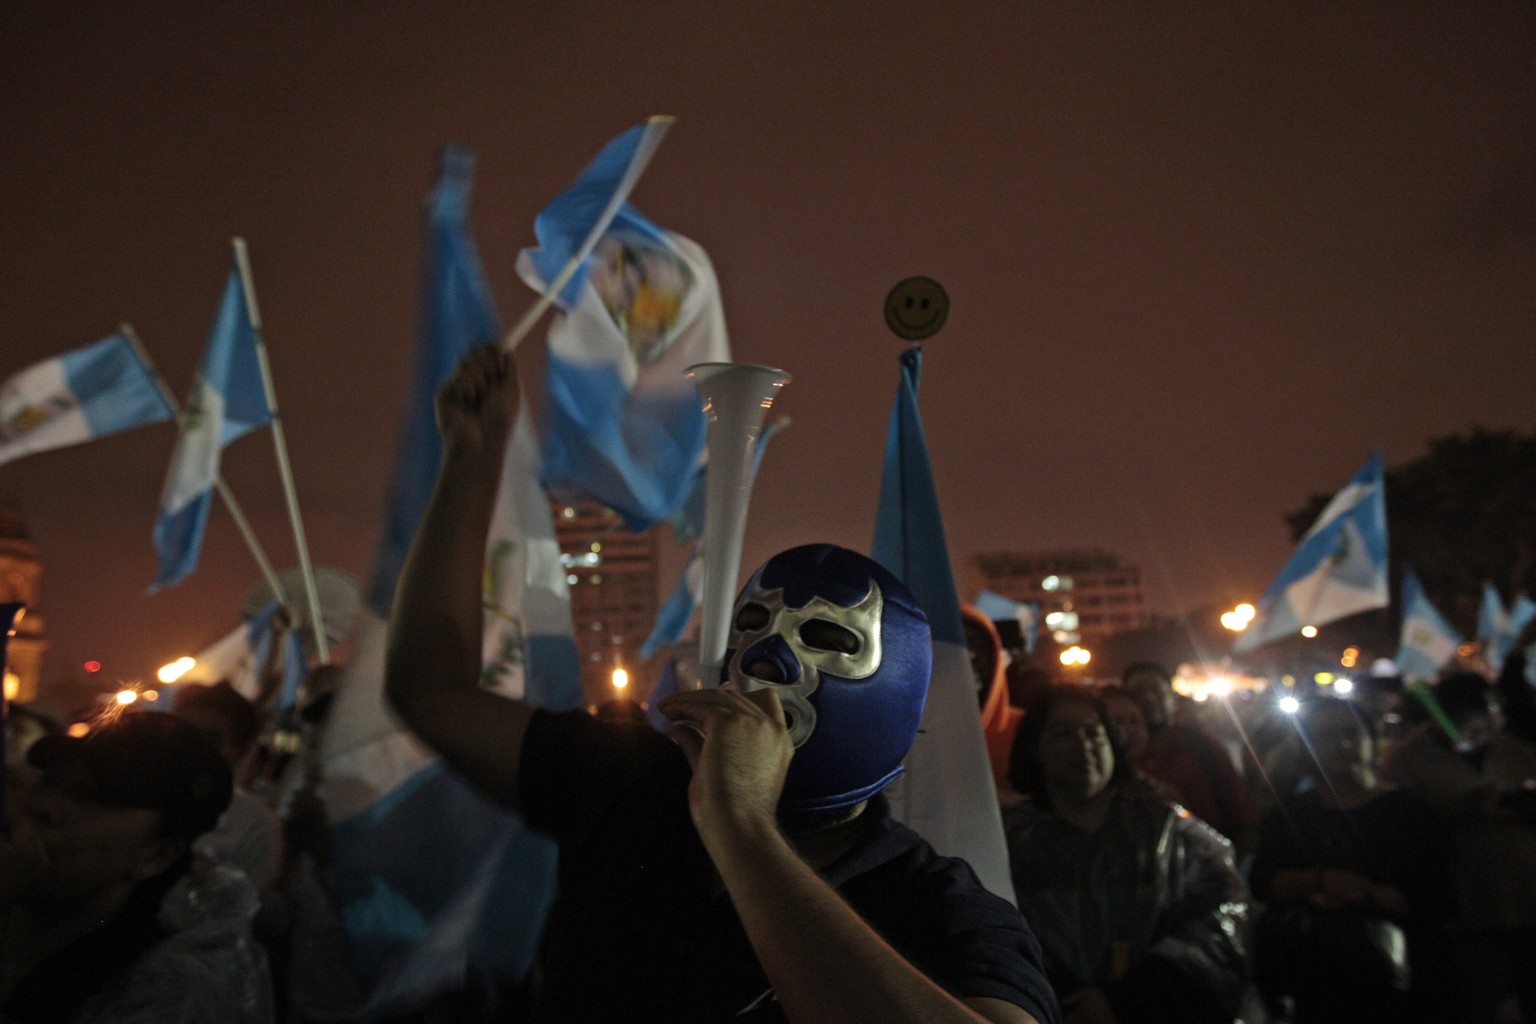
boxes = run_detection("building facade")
[552,500,659,706]
[965,547,1150,646]
[0,507,46,703]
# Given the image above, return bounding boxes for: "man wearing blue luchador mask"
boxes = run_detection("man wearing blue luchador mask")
[386,348,1059,1024]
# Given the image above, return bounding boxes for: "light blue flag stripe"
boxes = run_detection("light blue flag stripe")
[872,346,964,646]
[367,147,500,616]
[62,333,175,437]
[1498,595,1536,665]
[151,491,215,591]
[1477,583,1504,643]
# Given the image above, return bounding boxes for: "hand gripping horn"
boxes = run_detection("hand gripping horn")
[686,362,791,688]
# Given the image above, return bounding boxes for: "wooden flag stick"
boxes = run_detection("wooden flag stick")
[121,323,289,608]
[500,115,674,353]
[231,238,330,664]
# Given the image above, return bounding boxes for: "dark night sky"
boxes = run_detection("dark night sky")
[2,3,1533,686]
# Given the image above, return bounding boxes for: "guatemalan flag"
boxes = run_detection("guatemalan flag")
[1396,569,1462,683]
[1236,451,1389,652]
[516,120,729,532]
[0,332,173,467]
[871,345,1016,905]
[320,147,581,1019]
[151,269,272,590]
[1477,583,1536,672]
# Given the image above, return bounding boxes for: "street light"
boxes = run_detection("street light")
[1300,625,1318,638]
[611,667,629,692]
[157,657,196,684]
[1059,646,1091,667]
[1220,603,1257,632]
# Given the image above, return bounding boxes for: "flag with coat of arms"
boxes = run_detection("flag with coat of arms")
[1236,451,1389,651]
[516,120,729,533]
[1396,569,1462,683]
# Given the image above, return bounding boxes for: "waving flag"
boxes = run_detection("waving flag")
[1236,452,1389,651]
[151,268,272,590]
[516,121,729,532]
[181,600,284,702]
[871,346,1016,904]
[1502,595,1536,666]
[0,333,173,467]
[323,147,580,1018]
[1396,570,1462,683]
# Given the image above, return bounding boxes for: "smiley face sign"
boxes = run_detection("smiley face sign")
[883,276,949,340]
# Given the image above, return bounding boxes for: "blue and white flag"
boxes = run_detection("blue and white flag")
[516,122,729,532]
[1396,570,1462,683]
[872,346,1016,904]
[151,269,272,590]
[0,333,173,467]
[1477,583,1506,647]
[323,148,581,1018]
[1236,451,1389,652]
[974,589,1041,655]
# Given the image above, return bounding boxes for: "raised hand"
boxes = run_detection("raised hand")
[657,686,794,846]
[434,345,519,455]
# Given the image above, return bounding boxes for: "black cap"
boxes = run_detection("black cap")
[28,712,234,842]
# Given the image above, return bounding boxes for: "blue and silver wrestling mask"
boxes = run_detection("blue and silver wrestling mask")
[724,544,931,814]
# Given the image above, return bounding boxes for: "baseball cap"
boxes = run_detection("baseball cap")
[28,711,234,842]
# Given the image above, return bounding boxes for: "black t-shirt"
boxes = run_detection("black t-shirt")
[519,709,1059,1023]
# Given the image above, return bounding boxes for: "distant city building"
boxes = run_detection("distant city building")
[0,507,46,702]
[965,548,1150,645]
[552,500,659,706]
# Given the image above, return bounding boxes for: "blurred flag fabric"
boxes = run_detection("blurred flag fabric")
[1235,451,1389,652]
[0,332,173,467]
[181,600,283,702]
[1477,583,1506,647]
[320,147,581,1019]
[1496,595,1536,670]
[638,418,787,661]
[975,589,1040,655]
[516,121,729,532]
[151,268,273,590]
[1396,570,1462,683]
[871,346,1016,905]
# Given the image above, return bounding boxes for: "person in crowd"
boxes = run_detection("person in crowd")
[1096,686,1182,806]
[383,346,1059,1024]
[1122,662,1257,852]
[965,604,1024,807]
[1249,697,1457,1023]
[172,680,284,893]
[3,702,62,789]
[1003,685,1248,1024]
[0,710,272,1023]
[1383,672,1536,1024]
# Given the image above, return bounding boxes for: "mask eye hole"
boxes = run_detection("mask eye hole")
[798,619,860,655]
[734,602,771,632]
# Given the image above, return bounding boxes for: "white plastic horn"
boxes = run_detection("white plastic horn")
[687,362,792,687]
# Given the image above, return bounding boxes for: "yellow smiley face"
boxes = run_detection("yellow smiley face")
[883,277,949,340]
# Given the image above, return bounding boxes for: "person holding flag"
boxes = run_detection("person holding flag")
[384,347,1058,1024]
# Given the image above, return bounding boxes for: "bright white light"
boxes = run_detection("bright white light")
[114,689,139,706]
[157,656,196,684]
[1193,691,1210,702]
[1279,696,1301,714]
[1235,603,1255,620]
[1209,676,1233,697]
[1334,679,1355,695]
[1041,575,1060,591]
[1300,625,1319,638]
[611,668,629,691]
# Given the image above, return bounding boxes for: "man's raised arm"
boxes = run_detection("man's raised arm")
[384,346,533,810]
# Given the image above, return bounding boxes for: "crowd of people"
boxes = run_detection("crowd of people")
[2,346,1534,1024]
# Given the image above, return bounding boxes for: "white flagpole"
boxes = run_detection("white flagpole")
[121,323,290,609]
[500,115,674,353]
[230,239,331,664]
